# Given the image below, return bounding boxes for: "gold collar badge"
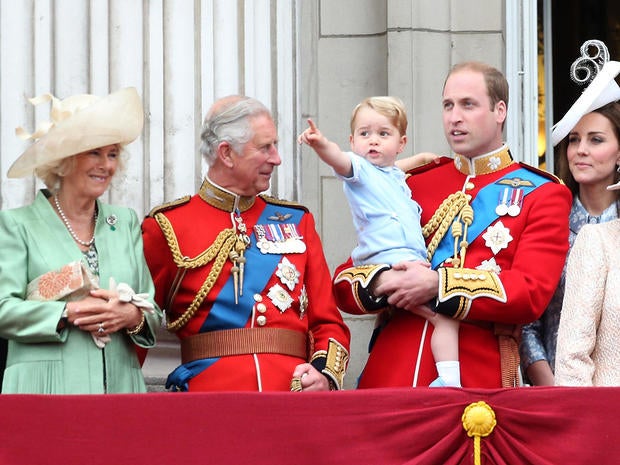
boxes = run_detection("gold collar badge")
[453,146,514,176]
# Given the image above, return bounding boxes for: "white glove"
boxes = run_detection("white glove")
[91,279,155,349]
[109,278,155,313]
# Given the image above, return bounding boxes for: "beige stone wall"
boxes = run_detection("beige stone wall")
[299,0,506,388]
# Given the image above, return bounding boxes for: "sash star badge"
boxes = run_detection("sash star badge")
[268,284,293,313]
[482,221,513,255]
[476,257,502,274]
[276,257,300,291]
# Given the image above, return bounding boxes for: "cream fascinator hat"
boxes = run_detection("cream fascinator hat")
[551,40,620,148]
[8,87,144,178]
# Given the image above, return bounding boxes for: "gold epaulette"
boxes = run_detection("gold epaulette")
[517,162,564,185]
[259,194,309,213]
[147,195,192,217]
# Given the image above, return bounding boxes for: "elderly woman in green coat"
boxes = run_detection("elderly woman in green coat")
[0,87,162,394]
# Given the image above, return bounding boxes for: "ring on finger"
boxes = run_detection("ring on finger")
[98,323,105,334]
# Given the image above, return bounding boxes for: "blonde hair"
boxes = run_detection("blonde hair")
[35,144,126,192]
[350,96,408,136]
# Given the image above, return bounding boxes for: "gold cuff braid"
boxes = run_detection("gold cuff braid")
[333,264,389,288]
[438,268,506,319]
[334,264,391,314]
[311,339,349,390]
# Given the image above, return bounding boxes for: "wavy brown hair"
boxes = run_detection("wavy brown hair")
[555,101,620,199]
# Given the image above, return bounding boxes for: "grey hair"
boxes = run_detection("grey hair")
[199,96,272,166]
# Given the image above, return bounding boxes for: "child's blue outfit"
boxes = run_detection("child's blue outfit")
[336,152,427,266]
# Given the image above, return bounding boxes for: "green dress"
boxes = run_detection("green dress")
[0,190,162,394]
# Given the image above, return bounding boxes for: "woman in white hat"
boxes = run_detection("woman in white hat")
[554,99,620,386]
[0,87,162,394]
[521,43,620,386]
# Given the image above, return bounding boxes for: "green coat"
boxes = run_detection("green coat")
[0,190,162,394]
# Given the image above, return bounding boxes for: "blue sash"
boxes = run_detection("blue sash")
[166,202,304,390]
[430,168,550,269]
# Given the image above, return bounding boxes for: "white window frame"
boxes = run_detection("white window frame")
[505,0,539,167]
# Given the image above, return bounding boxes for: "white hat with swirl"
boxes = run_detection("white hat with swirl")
[551,40,620,147]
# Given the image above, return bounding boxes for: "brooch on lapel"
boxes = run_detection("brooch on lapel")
[106,215,118,231]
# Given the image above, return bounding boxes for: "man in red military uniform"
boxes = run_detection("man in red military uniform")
[333,62,572,388]
[143,95,350,392]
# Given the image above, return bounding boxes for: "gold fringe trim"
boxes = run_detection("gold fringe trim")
[155,212,237,331]
[422,191,470,262]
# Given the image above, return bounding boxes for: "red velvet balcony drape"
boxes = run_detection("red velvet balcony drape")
[1,387,617,465]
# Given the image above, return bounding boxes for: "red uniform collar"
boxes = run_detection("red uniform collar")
[198,177,256,212]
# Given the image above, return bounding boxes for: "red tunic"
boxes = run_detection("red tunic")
[333,148,572,388]
[142,180,350,391]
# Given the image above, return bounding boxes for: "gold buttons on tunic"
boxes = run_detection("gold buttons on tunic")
[256,315,267,326]
[256,303,267,313]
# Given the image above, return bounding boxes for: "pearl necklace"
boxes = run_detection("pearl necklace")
[54,194,98,247]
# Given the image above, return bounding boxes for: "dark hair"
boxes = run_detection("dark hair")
[556,101,620,198]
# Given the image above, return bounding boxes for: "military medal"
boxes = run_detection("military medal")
[482,221,513,255]
[254,223,306,254]
[507,188,523,217]
[495,188,509,216]
[276,257,300,291]
[495,187,524,217]
[298,285,308,320]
